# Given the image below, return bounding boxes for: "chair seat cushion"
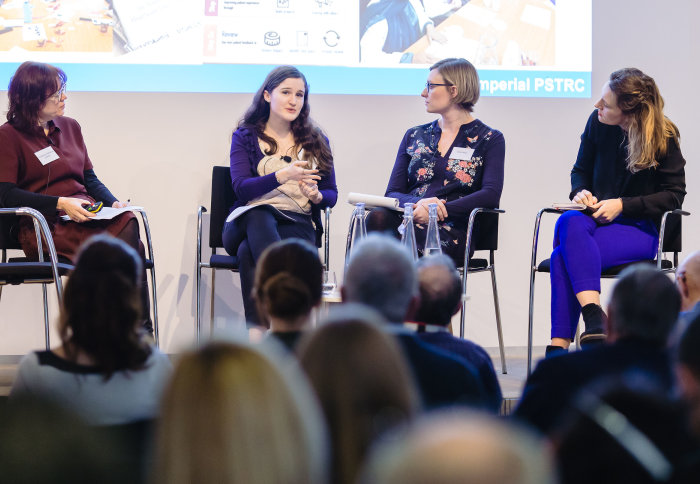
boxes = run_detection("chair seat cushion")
[210,254,239,270]
[467,258,489,270]
[536,258,673,275]
[0,261,74,285]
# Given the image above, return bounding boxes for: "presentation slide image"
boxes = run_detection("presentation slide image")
[204,0,358,65]
[0,0,113,53]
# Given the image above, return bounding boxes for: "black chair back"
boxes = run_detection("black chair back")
[471,211,499,252]
[208,166,237,250]
[0,215,22,251]
[662,212,682,253]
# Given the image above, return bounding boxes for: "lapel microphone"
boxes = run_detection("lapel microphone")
[281,155,292,162]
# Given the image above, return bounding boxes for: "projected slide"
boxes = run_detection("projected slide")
[0,0,590,98]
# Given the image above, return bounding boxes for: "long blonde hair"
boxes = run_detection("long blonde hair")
[608,68,679,173]
[154,341,327,484]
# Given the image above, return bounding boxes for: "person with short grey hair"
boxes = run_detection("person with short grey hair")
[342,234,487,410]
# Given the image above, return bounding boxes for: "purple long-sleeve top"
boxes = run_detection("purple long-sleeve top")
[229,126,338,244]
[385,119,505,229]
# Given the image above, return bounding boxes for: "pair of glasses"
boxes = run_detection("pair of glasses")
[48,84,67,102]
[425,82,453,92]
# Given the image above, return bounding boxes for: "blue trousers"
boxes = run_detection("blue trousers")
[550,211,658,340]
[222,206,315,325]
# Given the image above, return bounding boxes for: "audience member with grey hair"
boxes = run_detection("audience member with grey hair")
[515,265,680,435]
[674,251,700,336]
[342,234,487,409]
[407,254,502,412]
[359,410,556,484]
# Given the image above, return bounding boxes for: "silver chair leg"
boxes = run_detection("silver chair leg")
[210,263,216,336]
[42,283,50,350]
[527,268,537,376]
[196,262,202,346]
[149,264,159,347]
[459,267,468,339]
[490,266,507,374]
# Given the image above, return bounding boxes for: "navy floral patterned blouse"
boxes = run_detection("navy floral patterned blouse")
[385,118,505,258]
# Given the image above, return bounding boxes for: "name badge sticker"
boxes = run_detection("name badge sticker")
[35,146,59,166]
[449,147,475,161]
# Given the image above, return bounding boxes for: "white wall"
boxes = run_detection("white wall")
[1,0,698,354]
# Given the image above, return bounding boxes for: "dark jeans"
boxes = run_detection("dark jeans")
[222,206,315,326]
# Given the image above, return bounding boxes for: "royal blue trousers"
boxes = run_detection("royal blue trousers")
[550,211,658,340]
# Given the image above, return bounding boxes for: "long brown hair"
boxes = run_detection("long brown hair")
[238,65,333,174]
[58,235,150,379]
[608,68,679,173]
[6,61,66,133]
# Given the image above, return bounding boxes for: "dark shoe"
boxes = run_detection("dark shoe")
[581,303,607,344]
[580,328,605,346]
[545,345,568,358]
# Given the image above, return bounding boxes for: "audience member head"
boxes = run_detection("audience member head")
[298,304,419,484]
[676,251,700,312]
[58,235,150,378]
[606,265,680,345]
[606,68,678,173]
[6,61,67,132]
[414,255,462,326]
[343,234,418,323]
[154,340,327,484]
[554,376,694,484]
[360,410,555,484]
[676,313,700,438]
[253,238,323,331]
[0,395,127,483]
[428,57,480,112]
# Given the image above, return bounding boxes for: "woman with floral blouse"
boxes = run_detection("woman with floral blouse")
[370,57,505,263]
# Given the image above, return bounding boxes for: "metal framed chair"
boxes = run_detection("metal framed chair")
[344,205,507,374]
[526,208,690,374]
[196,166,331,343]
[0,207,73,350]
[130,208,160,346]
[459,207,507,374]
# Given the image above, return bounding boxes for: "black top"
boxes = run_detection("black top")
[268,331,304,353]
[570,111,686,226]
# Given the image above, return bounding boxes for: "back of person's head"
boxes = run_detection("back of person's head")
[359,410,555,484]
[555,376,694,484]
[608,265,680,345]
[254,238,323,329]
[676,313,700,439]
[298,304,419,484]
[429,57,480,112]
[343,234,418,323]
[414,255,461,326]
[59,235,149,378]
[0,395,127,483]
[676,250,700,310]
[154,340,327,484]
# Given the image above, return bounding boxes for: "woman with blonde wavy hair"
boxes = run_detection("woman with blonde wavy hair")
[153,341,327,484]
[546,68,686,355]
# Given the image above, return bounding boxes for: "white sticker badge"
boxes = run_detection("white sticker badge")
[34,146,59,166]
[449,146,474,161]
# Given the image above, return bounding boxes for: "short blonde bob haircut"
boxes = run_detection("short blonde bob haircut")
[430,57,480,112]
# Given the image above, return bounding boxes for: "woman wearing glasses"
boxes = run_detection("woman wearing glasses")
[222,66,337,327]
[0,62,152,331]
[370,57,505,263]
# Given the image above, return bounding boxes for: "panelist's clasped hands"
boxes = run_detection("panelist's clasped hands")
[276,160,323,204]
[573,189,623,224]
[413,197,447,224]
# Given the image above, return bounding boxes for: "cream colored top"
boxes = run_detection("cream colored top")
[247,144,312,214]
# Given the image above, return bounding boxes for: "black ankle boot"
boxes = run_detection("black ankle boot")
[580,303,606,345]
[545,345,568,358]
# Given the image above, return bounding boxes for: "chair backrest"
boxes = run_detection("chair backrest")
[208,166,237,249]
[471,211,500,252]
[0,214,22,251]
[661,212,682,253]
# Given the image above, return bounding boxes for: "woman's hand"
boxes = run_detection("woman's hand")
[413,197,447,224]
[57,197,94,222]
[276,160,320,184]
[572,189,598,207]
[299,180,323,204]
[112,201,129,208]
[591,198,623,224]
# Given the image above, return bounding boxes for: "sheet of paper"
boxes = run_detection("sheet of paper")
[520,4,552,30]
[61,206,144,221]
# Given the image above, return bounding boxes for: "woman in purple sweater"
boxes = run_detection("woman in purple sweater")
[371,57,505,263]
[222,66,337,326]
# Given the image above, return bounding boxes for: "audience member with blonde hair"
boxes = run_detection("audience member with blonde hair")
[359,410,556,484]
[298,304,419,484]
[253,238,323,351]
[153,341,327,484]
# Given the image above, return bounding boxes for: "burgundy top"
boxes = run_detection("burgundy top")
[0,116,131,260]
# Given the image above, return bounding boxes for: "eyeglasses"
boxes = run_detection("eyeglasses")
[48,84,67,102]
[425,82,453,92]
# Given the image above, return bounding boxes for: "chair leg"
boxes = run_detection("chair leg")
[459,268,468,339]
[490,266,507,374]
[42,283,50,350]
[149,265,159,347]
[527,269,537,376]
[210,268,216,337]
[196,264,202,346]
